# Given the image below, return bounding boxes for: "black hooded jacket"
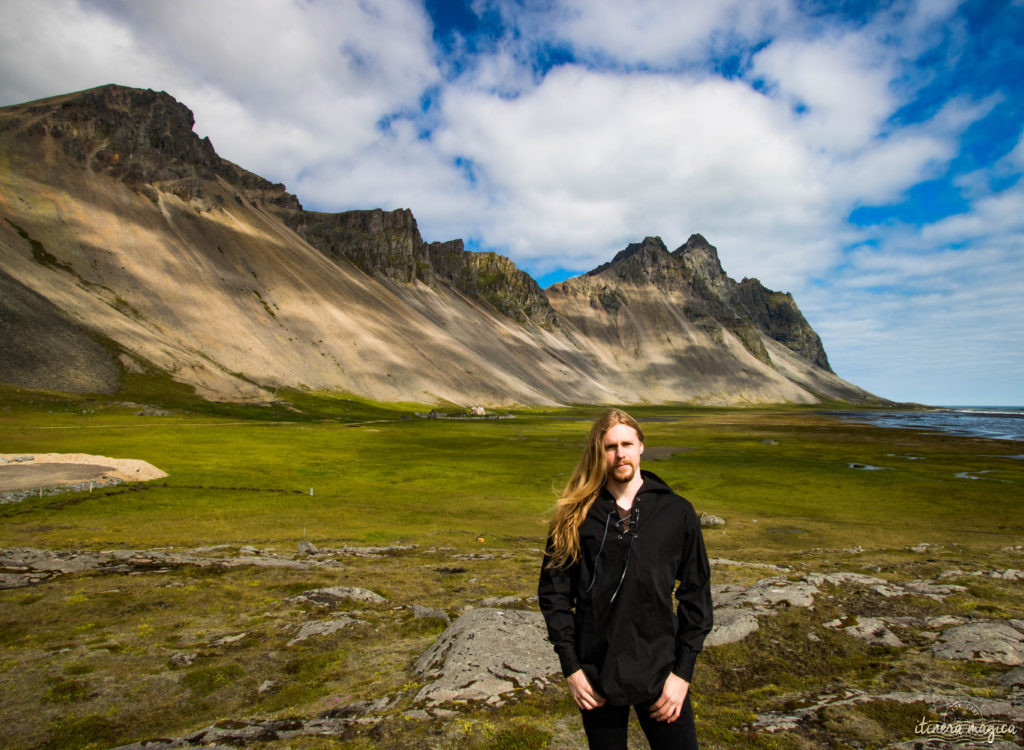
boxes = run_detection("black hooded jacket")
[537,470,713,705]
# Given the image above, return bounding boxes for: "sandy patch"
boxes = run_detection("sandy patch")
[0,453,167,492]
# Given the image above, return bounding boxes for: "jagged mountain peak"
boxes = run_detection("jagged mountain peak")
[673,233,729,293]
[2,83,300,210]
[585,235,685,288]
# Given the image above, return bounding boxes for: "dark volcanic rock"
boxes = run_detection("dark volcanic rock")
[4,84,300,209]
[732,277,832,371]
[427,242,557,326]
[282,208,433,284]
[283,208,558,326]
[587,236,683,290]
[675,234,831,371]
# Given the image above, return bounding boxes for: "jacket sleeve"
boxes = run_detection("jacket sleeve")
[672,503,714,682]
[537,537,582,677]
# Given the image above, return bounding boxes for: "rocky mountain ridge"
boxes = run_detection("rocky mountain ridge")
[0,84,880,406]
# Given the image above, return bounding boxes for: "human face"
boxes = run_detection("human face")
[603,423,644,486]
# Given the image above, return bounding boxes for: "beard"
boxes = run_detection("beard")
[609,460,636,483]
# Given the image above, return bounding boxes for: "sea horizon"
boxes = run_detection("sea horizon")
[834,405,1024,443]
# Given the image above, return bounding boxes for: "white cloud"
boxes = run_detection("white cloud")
[431,65,844,285]
[539,0,795,67]
[0,0,167,102]
[752,33,897,153]
[920,183,1024,244]
[1,0,440,186]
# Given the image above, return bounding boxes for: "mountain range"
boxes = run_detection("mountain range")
[0,85,881,406]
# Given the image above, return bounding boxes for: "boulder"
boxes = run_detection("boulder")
[414,608,559,704]
[933,620,1024,665]
[699,513,726,527]
[998,666,1024,686]
[705,607,759,646]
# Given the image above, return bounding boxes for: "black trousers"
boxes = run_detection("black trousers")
[579,694,698,749]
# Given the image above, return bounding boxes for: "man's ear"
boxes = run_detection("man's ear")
[639,442,644,455]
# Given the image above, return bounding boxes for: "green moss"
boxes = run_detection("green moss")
[43,676,92,703]
[43,712,123,750]
[182,663,245,697]
[479,724,552,749]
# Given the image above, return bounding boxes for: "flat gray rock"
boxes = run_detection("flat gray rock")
[705,607,759,646]
[289,586,385,605]
[933,620,1024,665]
[414,607,559,704]
[288,616,358,646]
[825,616,904,647]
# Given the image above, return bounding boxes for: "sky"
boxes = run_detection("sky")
[1,0,1022,406]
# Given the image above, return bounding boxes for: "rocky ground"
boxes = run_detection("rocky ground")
[1,542,1021,748]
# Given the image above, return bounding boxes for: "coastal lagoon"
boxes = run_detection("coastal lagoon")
[830,406,1024,443]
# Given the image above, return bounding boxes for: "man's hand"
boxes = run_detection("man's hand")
[566,669,606,710]
[650,672,689,722]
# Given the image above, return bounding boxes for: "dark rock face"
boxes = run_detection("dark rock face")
[560,233,831,371]
[4,84,300,209]
[282,208,558,326]
[578,232,829,371]
[427,243,557,326]
[282,208,433,284]
[732,277,831,371]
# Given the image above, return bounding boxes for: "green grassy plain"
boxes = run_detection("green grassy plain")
[0,381,1021,748]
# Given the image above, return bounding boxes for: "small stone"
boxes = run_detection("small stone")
[705,607,759,646]
[699,513,726,527]
[412,604,451,625]
[297,541,318,555]
[169,651,197,667]
[210,632,248,647]
[257,680,280,694]
[843,617,903,647]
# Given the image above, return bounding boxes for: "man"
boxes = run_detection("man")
[538,408,713,749]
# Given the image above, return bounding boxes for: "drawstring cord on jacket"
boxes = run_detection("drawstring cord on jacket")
[583,510,615,595]
[583,505,641,605]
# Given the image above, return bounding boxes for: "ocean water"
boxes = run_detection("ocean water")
[831,407,1024,443]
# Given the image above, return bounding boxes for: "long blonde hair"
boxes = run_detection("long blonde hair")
[545,409,645,568]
